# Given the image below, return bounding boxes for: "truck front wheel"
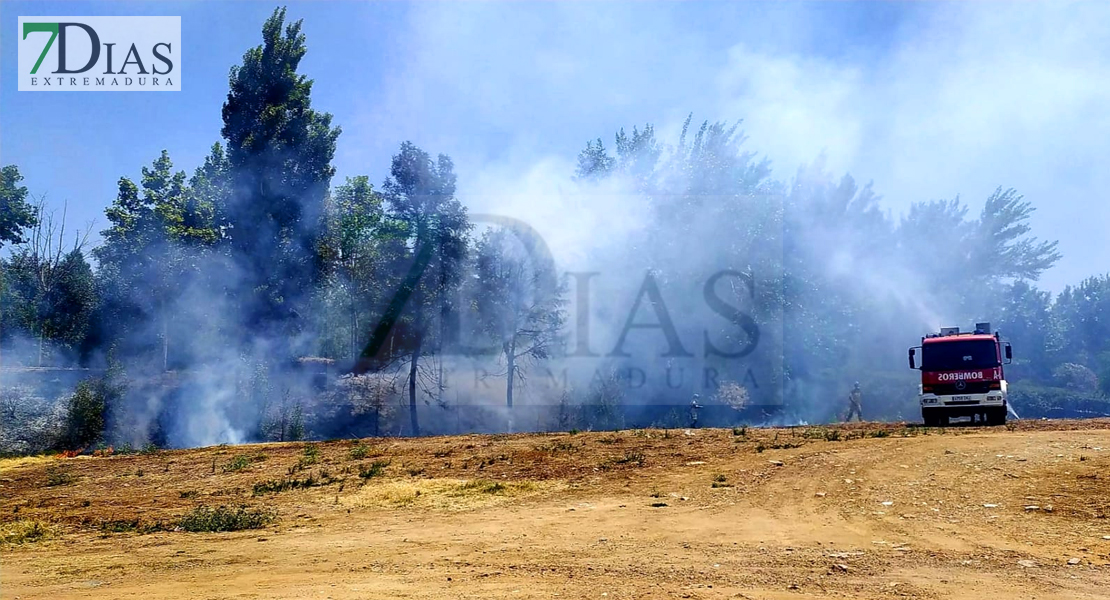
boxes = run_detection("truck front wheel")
[922,409,944,427]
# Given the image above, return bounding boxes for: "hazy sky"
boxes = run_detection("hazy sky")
[2,1,1106,292]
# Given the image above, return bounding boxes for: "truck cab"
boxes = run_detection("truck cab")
[908,323,1012,426]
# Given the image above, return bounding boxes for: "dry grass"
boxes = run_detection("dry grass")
[0,519,53,545]
[0,455,55,474]
[340,477,557,510]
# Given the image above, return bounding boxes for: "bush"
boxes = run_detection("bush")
[223,455,251,473]
[1008,382,1110,419]
[178,505,275,532]
[0,520,51,545]
[61,379,109,449]
[1053,363,1100,394]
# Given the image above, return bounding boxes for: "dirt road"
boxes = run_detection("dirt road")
[3,420,1109,599]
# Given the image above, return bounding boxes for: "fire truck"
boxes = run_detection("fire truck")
[908,323,1013,426]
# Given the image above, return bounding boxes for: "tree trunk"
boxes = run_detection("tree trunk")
[162,299,169,371]
[505,340,516,433]
[506,344,515,409]
[408,312,423,437]
[350,289,358,360]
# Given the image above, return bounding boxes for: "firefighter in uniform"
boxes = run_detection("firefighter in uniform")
[690,394,703,428]
[845,382,863,422]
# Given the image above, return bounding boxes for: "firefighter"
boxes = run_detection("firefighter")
[845,382,863,422]
[690,394,703,428]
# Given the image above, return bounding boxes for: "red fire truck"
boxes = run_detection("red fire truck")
[908,323,1013,426]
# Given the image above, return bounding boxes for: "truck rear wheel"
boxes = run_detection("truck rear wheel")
[986,406,1007,426]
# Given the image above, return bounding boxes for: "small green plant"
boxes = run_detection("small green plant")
[302,444,320,462]
[0,520,51,545]
[223,455,252,473]
[179,490,198,499]
[290,445,321,473]
[732,426,748,437]
[755,443,766,453]
[569,429,580,435]
[869,429,890,438]
[349,443,371,460]
[178,505,275,532]
[141,442,160,455]
[358,459,390,480]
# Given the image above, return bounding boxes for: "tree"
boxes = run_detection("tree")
[94,151,206,370]
[221,6,341,343]
[1049,275,1110,369]
[995,280,1052,381]
[0,165,38,248]
[614,125,661,182]
[972,188,1061,281]
[474,227,566,416]
[318,176,393,359]
[381,142,471,436]
[574,138,615,181]
[2,201,94,365]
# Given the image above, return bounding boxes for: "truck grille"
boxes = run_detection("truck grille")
[932,381,993,395]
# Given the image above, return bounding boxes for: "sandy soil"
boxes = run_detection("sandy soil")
[2,420,1109,599]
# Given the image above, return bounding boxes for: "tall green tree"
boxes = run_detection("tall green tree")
[0,165,38,248]
[995,280,1053,381]
[382,142,471,435]
[317,176,397,359]
[94,151,211,370]
[221,6,341,341]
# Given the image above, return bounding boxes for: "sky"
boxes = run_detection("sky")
[2,1,1107,293]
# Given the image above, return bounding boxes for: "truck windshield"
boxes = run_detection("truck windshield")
[921,340,999,371]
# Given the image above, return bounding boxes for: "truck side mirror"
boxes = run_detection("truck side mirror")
[1004,343,1012,363]
[908,347,917,369]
